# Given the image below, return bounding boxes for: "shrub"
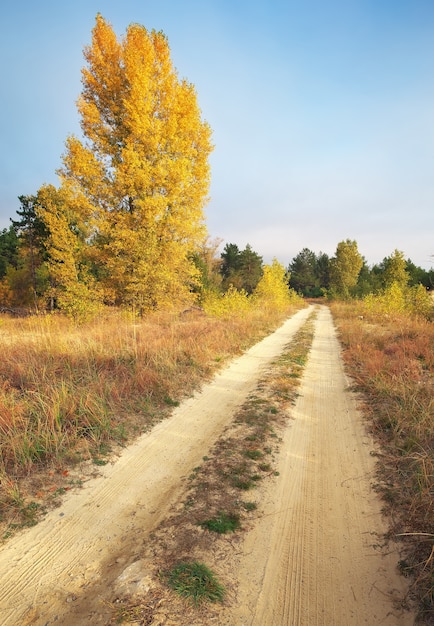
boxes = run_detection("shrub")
[201,284,251,317]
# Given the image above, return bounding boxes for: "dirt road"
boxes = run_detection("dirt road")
[220,305,413,625]
[0,305,413,625]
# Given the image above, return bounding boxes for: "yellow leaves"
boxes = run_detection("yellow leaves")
[329,239,363,299]
[202,285,251,318]
[36,185,78,282]
[61,137,105,196]
[253,259,297,311]
[54,15,213,313]
[82,14,124,107]
[363,282,433,320]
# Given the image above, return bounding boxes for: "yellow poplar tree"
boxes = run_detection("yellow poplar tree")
[382,249,409,289]
[36,184,101,318]
[253,259,292,310]
[60,14,213,311]
[329,239,363,299]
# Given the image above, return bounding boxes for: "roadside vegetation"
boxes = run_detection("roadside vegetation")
[0,282,303,539]
[330,296,434,623]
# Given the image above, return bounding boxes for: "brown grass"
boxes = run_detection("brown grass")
[0,303,303,538]
[330,301,434,624]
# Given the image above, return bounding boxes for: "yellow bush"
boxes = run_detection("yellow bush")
[202,285,251,318]
[253,259,300,310]
[363,282,433,320]
[407,283,433,318]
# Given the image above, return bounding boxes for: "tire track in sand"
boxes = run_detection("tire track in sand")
[226,305,413,626]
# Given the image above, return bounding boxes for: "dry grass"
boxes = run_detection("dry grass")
[0,303,303,538]
[330,301,434,624]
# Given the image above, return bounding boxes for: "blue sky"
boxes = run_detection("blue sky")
[1,0,433,269]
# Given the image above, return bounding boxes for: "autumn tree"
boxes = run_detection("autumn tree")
[380,249,409,289]
[191,237,223,296]
[329,239,363,299]
[0,226,19,306]
[36,184,101,317]
[253,259,292,309]
[58,14,213,312]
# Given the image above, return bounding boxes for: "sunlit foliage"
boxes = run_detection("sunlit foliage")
[37,14,213,316]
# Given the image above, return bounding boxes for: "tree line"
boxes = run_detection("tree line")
[1,217,431,310]
[287,243,433,299]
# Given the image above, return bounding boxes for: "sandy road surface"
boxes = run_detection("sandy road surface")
[221,305,413,625]
[0,307,314,625]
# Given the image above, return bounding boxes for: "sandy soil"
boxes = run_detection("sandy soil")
[219,305,413,626]
[0,305,414,625]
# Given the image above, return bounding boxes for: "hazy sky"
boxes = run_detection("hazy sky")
[1,0,433,269]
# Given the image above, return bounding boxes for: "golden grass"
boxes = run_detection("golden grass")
[330,301,434,623]
[0,302,304,535]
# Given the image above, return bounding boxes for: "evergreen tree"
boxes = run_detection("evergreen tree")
[220,243,262,293]
[9,195,49,309]
[315,252,330,291]
[238,244,263,294]
[405,259,429,287]
[0,226,19,279]
[220,243,241,284]
[288,249,330,296]
[288,248,317,295]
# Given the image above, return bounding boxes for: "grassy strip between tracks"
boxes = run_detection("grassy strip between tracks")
[108,310,317,624]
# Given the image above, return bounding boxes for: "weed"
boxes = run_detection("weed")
[166,561,225,605]
[92,457,108,466]
[199,511,241,534]
[244,449,263,460]
[258,463,272,472]
[164,396,180,407]
[231,477,253,491]
[241,501,257,511]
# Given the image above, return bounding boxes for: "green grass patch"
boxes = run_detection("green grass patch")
[199,511,241,534]
[166,561,225,605]
[231,477,253,490]
[243,449,263,460]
